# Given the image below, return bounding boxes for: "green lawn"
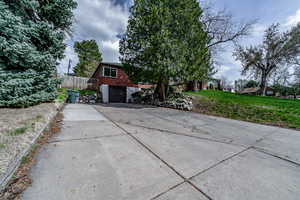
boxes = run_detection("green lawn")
[187,90,300,130]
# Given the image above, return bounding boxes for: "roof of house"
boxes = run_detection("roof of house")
[90,62,123,79]
[101,62,123,68]
[240,87,261,94]
[241,87,274,94]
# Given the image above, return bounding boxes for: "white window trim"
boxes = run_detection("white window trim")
[102,66,117,78]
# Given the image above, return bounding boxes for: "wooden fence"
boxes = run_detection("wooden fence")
[59,75,97,90]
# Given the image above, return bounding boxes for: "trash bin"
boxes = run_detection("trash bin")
[74,91,80,103]
[67,90,80,103]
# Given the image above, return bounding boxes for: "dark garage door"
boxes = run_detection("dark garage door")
[109,86,127,103]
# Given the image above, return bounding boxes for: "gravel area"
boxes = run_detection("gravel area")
[0,103,62,186]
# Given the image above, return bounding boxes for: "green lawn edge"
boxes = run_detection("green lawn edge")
[186,90,300,130]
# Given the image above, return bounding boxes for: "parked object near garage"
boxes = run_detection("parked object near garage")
[67,90,80,103]
[90,62,153,103]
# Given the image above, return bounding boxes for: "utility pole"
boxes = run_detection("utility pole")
[67,59,72,75]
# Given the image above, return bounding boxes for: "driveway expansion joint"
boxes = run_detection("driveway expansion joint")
[252,147,300,167]
[118,122,247,148]
[246,130,300,166]
[188,147,251,181]
[150,181,186,200]
[48,133,135,143]
[140,111,215,135]
[96,109,214,200]
[94,105,300,200]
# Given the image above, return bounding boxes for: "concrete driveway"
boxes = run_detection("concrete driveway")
[22,104,300,200]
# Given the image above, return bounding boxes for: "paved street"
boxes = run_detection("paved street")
[22,104,300,200]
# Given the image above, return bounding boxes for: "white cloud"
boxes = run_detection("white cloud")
[214,49,243,82]
[103,40,120,52]
[286,9,300,27]
[58,0,129,74]
[101,39,121,62]
[252,24,266,37]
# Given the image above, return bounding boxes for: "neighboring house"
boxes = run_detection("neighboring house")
[223,87,235,93]
[90,62,152,103]
[234,79,248,93]
[200,79,221,90]
[240,87,275,96]
[186,79,221,91]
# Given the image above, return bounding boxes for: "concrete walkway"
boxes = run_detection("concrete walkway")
[22,104,300,200]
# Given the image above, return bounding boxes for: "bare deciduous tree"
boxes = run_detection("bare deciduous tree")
[201,3,256,50]
[234,23,300,95]
[189,3,256,92]
[294,66,300,85]
[271,67,291,86]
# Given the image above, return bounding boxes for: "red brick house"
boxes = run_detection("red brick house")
[90,62,152,103]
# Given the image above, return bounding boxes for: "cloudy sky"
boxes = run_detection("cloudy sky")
[58,0,300,82]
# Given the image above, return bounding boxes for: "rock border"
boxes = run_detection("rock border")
[0,103,65,191]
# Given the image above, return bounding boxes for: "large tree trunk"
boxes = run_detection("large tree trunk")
[193,80,199,92]
[260,72,267,96]
[155,79,168,102]
[293,90,297,100]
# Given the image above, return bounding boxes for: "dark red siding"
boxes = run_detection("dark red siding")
[100,68,138,87]
[92,63,138,88]
[90,63,154,89]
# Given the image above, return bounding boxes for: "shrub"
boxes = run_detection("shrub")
[0,1,77,107]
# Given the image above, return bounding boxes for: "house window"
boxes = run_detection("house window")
[103,66,117,78]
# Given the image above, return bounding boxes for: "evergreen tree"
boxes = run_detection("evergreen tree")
[0,0,77,107]
[120,0,211,101]
[73,40,102,77]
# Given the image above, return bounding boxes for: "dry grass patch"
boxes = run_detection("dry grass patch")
[0,113,63,200]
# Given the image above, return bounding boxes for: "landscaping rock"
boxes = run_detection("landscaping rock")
[132,89,193,111]
[79,94,98,104]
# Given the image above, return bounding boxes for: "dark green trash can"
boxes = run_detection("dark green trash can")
[67,90,80,103]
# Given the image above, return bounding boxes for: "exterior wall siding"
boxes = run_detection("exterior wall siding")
[100,68,138,87]
[91,63,153,103]
[91,63,153,89]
